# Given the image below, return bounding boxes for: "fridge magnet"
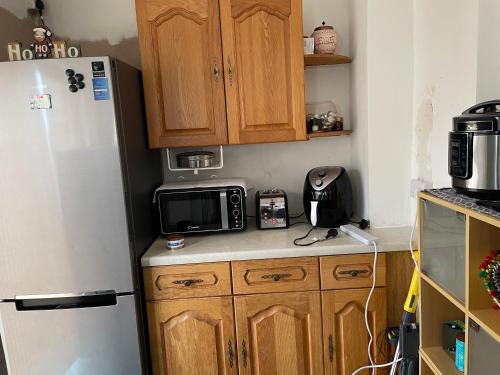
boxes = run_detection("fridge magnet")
[479,249,500,309]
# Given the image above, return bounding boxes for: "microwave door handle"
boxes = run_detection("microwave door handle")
[14,291,118,311]
[220,191,229,230]
[310,201,318,227]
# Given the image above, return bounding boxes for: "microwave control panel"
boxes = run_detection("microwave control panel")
[227,187,245,230]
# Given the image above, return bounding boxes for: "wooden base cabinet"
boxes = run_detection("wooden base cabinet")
[147,297,237,375]
[144,256,394,375]
[322,288,387,375]
[234,292,323,375]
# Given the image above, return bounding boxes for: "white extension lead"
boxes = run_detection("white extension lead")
[339,225,406,375]
[345,209,421,375]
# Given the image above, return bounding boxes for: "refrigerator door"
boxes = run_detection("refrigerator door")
[0,57,134,297]
[0,295,142,375]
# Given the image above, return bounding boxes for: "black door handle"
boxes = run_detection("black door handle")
[14,291,117,311]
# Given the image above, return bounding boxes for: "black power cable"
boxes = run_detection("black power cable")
[293,227,338,246]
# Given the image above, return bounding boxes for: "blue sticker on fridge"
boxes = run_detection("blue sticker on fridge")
[92,78,110,101]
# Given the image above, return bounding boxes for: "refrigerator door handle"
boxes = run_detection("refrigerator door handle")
[13,290,118,311]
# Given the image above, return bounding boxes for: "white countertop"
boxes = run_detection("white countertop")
[141,223,414,267]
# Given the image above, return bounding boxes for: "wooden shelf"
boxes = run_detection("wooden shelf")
[420,273,466,313]
[420,347,462,375]
[304,54,352,66]
[469,309,500,342]
[307,130,352,139]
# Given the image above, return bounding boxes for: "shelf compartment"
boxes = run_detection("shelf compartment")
[419,347,462,375]
[468,309,500,342]
[307,130,352,139]
[420,199,466,303]
[420,355,436,375]
[421,273,466,312]
[467,217,500,323]
[420,277,465,374]
[304,54,352,66]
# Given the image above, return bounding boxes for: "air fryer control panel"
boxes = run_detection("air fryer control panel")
[308,167,342,191]
[449,133,472,179]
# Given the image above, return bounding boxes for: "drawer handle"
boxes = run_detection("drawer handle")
[172,279,204,287]
[242,339,248,368]
[213,60,219,81]
[228,339,234,368]
[261,273,292,282]
[338,269,369,277]
[328,334,334,363]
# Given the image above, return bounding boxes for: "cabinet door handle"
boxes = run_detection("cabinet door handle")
[338,269,369,277]
[261,273,292,282]
[172,279,203,287]
[328,334,334,363]
[214,60,219,81]
[227,59,234,86]
[242,338,248,368]
[228,339,234,368]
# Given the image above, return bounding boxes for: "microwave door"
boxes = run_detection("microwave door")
[160,190,227,233]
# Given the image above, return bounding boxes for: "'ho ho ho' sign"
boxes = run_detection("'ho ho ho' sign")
[7,40,81,61]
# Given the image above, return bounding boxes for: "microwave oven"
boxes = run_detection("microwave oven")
[154,179,247,235]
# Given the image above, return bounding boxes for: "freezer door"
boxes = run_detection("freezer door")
[0,294,142,375]
[0,57,134,297]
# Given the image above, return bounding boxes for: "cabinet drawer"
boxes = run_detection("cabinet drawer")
[231,257,319,294]
[320,254,386,290]
[143,262,232,300]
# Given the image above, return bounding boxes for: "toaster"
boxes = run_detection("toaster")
[255,189,289,229]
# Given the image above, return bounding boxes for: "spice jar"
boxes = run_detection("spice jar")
[311,21,337,54]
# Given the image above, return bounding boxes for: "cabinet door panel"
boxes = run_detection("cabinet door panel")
[234,292,323,375]
[136,0,228,148]
[219,0,306,144]
[147,297,237,375]
[322,288,387,375]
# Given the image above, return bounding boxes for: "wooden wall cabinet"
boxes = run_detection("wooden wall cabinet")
[144,255,390,375]
[135,0,305,148]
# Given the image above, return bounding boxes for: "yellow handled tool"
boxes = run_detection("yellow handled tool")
[403,251,419,322]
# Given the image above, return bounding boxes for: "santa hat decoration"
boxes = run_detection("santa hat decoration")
[33,26,52,37]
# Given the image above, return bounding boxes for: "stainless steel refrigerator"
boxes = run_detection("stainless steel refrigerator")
[0,57,161,374]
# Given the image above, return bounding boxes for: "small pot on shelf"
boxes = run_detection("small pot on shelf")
[311,21,337,54]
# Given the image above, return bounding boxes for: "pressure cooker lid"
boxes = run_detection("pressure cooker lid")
[453,100,500,132]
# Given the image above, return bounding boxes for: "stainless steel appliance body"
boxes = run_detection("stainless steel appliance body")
[450,100,500,198]
[0,57,161,374]
[154,179,247,235]
[255,189,289,229]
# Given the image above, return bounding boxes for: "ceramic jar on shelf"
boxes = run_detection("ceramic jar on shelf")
[311,21,337,54]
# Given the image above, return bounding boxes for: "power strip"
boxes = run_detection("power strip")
[340,224,378,245]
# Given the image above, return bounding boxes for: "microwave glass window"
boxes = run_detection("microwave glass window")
[161,191,222,232]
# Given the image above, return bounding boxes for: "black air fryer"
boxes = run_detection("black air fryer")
[303,166,353,228]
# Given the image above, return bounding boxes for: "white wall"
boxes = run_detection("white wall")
[476,0,500,101]
[411,0,479,191]
[366,0,413,227]
[348,0,369,220]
